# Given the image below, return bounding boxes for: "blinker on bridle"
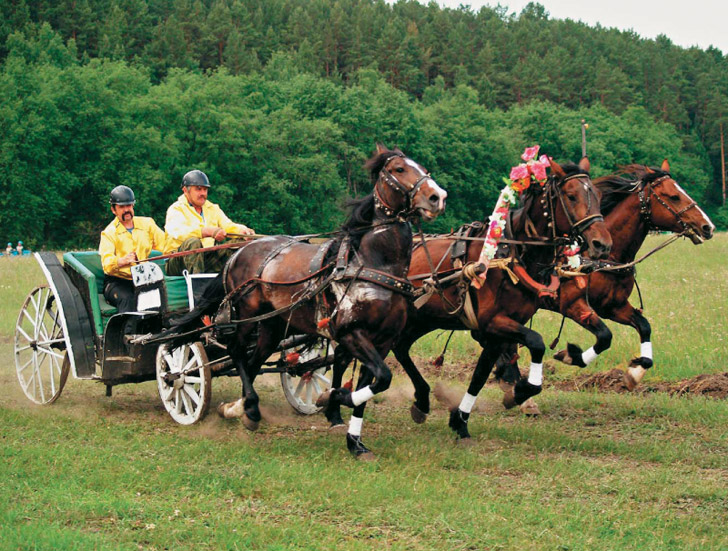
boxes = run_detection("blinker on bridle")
[637,174,699,237]
[544,172,604,243]
[374,153,433,219]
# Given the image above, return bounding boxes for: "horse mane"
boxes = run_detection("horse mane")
[338,146,403,247]
[594,164,669,216]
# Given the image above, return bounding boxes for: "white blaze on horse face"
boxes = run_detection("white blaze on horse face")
[404,159,447,214]
[673,182,715,233]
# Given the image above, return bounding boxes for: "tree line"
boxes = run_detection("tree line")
[1,0,726,249]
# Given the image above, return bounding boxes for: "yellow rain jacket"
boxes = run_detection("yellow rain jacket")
[99,217,167,279]
[164,194,246,253]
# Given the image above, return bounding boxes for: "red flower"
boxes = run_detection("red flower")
[510,164,529,180]
[521,145,540,161]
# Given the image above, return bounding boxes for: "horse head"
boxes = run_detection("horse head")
[636,160,715,244]
[366,144,447,221]
[545,157,612,259]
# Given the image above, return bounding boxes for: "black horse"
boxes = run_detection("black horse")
[217,145,447,459]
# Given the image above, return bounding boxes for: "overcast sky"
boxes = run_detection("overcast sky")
[433,0,728,54]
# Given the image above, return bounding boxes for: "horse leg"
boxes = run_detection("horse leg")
[493,344,541,416]
[345,368,376,460]
[392,326,432,424]
[448,339,504,442]
[317,329,392,458]
[554,299,613,368]
[323,344,352,431]
[609,302,652,389]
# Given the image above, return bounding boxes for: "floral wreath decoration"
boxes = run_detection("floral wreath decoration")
[472,145,581,290]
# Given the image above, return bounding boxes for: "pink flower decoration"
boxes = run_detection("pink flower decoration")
[510,164,529,180]
[521,145,540,161]
[495,207,509,216]
[538,154,550,165]
[530,161,547,182]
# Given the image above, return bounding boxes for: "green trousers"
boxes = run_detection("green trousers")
[165,237,238,276]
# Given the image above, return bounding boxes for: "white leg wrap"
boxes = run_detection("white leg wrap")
[459,392,477,414]
[582,347,598,366]
[641,342,653,360]
[527,362,543,386]
[348,415,363,437]
[351,386,374,407]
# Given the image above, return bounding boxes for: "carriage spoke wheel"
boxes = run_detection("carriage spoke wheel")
[156,342,211,425]
[14,285,70,404]
[280,341,332,415]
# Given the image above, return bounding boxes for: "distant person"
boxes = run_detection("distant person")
[99,185,166,314]
[16,241,24,255]
[164,170,254,276]
[5,242,12,256]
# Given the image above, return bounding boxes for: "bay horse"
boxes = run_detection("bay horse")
[505,160,715,391]
[217,145,447,458]
[324,157,612,441]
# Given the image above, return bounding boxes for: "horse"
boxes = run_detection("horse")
[216,145,447,458]
[323,157,612,441]
[498,160,715,392]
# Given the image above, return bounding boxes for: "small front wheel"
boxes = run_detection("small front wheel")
[156,342,211,425]
[280,340,332,415]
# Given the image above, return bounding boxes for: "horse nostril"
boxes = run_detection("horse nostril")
[702,225,714,239]
[429,194,439,204]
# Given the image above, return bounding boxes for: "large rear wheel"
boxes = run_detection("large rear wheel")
[280,340,332,415]
[14,285,70,404]
[156,342,211,425]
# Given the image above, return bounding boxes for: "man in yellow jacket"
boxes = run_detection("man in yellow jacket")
[164,170,254,275]
[99,185,166,313]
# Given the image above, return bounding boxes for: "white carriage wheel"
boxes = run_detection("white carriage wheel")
[156,341,211,425]
[14,285,70,405]
[280,341,332,415]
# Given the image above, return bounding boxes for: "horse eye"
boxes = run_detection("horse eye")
[669,195,680,201]
[395,167,405,173]
[567,194,577,202]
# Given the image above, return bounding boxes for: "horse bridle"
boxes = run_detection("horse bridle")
[545,172,604,244]
[638,174,699,237]
[374,153,433,219]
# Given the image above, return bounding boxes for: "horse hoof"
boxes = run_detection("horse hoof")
[456,436,474,447]
[242,413,260,431]
[410,403,428,424]
[315,390,332,408]
[519,398,541,417]
[328,423,348,434]
[502,389,517,410]
[554,349,570,364]
[498,380,515,393]
[217,399,243,418]
[624,366,645,391]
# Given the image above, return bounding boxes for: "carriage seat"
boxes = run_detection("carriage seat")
[62,251,192,336]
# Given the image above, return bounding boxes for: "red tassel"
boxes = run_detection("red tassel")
[285,352,300,365]
[317,317,331,329]
[343,378,353,391]
[201,315,212,326]
[433,354,444,368]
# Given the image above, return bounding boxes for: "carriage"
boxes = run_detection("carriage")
[14,250,335,424]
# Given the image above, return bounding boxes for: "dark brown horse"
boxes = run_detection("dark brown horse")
[324,157,612,441]
[217,145,447,458]
[506,160,715,392]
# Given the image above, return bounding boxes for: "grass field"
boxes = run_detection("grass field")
[1,234,727,550]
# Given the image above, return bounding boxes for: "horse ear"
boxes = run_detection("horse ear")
[661,158,670,172]
[578,156,590,173]
[375,143,389,155]
[549,158,565,178]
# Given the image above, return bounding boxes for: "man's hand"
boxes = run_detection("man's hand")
[202,227,227,241]
[237,225,255,237]
[118,251,138,268]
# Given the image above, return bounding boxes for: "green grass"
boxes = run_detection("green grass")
[1,235,727,550]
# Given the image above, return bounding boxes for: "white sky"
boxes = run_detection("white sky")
[433,0,728,54]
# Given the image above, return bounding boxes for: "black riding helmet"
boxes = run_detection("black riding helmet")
[182,170,210,188]
[109,185,136,206]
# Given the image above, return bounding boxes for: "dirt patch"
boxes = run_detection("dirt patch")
[552,368,728,399]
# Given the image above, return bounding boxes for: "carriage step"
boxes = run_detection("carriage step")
[105,355,136,362]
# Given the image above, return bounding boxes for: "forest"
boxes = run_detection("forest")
[1,0,727,249]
